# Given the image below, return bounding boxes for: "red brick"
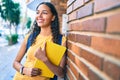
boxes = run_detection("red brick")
[51,0,67,29]
[60,0,67,4]
[51,0,59,5]
[107,13,120,33]
[94,0,120,12]
[60,2,66,6]
[67,51,75,63]
[67,41,72,50]
[91,36,120,58]
[103,60,120,80]
[88,69,103,80]
[69,22,83,31]
[59,6,66,11]
[73,0,84,10]
[67,33,76,42]
[70,43,81,56]
[68,11,77,21]
[82,17,106,32]
[76,34,91,46]
[81,49,103,69]
[66,68,74,80]
[75,57,89,77]
[79,73,86,80]
[69,60,79,79]
[77,2,93,19]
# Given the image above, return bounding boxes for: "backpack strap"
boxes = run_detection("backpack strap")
[25,34,33,52]
[25,34,32,53]
[25,32,38,52]
[58,34,63,45]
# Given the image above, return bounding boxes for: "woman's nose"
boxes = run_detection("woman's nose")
[37,12,42,18]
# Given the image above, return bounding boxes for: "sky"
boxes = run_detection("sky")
[13,0,36,21]
[0,0,45,21]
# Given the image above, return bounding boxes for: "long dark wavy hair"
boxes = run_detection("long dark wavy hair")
[28,2,60,46]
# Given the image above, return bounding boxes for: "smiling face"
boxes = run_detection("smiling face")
[36,4,55,28]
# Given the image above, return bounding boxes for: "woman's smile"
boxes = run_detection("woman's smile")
[37,18,44,23]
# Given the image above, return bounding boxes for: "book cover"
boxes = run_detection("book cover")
[34,41,66,78]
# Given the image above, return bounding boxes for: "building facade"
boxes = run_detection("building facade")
[26,0,120,80]
[66,0,120,80]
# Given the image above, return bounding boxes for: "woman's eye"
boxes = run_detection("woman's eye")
[36,11,39,14]
[42,11,48,14]
[36,10,48,15]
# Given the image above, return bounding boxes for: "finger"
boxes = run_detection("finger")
[39,47,42,50]
[33,68,41,72]
[31,68,41,76]
[32,68,41,72]
[36,69,41,75]
[31,71,39,76]
[34,47,41,57]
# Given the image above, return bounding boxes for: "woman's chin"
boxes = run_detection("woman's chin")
[37,24,43,27]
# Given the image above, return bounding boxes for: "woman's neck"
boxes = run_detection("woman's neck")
[40,26,52,36]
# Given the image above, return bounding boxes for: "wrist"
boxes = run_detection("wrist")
[43,57,48,62]
[20,66,24,75]
[44,58,50,65]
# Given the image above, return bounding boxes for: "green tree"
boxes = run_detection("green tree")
[0,0,21,45]
[0,0,21,34]
[26,17,32,29]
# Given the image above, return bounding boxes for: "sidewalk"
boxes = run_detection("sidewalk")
[0,36,24,80]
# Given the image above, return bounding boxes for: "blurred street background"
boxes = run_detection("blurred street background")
[0,0,34,80]
[0,36,24,80]
[0,0,48,80]
[0,0,120,80]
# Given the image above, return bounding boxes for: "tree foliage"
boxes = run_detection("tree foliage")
[0,0,21,44]
[26,17,32,29]
[0,0,21,26]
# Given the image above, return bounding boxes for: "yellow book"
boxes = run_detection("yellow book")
[34,41,66,78]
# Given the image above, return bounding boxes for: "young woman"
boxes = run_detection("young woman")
[13,2,66,80]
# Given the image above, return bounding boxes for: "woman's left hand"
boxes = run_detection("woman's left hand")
[34,42,48,62]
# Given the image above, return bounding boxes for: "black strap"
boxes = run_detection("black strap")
[25,34,32,52]
[58,34,63,45]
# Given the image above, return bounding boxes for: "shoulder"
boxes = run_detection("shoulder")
[24,33,30,43]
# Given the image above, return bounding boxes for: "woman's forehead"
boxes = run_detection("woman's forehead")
[37,4,50,11]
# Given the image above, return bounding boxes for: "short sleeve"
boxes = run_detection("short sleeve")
[24,34,30,43]
[61,36,66,46]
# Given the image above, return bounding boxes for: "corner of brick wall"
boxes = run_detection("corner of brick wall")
[51,0,67,33]
[66,0,120,80]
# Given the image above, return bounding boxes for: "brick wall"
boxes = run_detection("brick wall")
[51,0,67,33]
[66,0,120,80]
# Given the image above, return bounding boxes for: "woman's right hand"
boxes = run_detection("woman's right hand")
[23,67,41,77]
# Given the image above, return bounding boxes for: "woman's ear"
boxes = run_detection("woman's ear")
[52,16,55,21]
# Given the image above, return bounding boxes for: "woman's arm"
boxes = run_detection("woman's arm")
[13,38,41,76]
[13,39,27,72]
[44,53,66,77]
[34,40,67,77]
